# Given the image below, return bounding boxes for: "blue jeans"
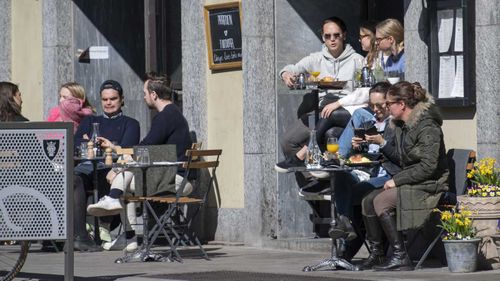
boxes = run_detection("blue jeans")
[338,108,375,158]
[334,171,391,218]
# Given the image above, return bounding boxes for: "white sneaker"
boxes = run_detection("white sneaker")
[102,232,138,252]
[99,226,112,243]
[85,224,111,242]
[87,196,123,217]
[310,171,330,179]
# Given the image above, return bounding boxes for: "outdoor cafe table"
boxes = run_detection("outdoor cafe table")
[288,164,360,271]
[114,161,183,263]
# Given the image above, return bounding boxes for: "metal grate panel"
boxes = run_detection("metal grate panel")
[0,129,68,240]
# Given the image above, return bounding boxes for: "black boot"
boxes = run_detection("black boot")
[328,215,357,241]
[373,212,412,271]
[361,215,385,269]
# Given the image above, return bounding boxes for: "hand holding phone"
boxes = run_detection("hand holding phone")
[365,126,378,136]
[354,128,366,139]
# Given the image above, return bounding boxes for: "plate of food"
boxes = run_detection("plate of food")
[344,154,379,167]
[319,78,347,89]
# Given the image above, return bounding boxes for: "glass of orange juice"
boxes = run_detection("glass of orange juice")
[309,71,321,81]
[326,137,339,155]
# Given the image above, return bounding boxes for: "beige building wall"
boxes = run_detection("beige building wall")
[442,118,478,151]
[205,0,244,209]
[11,0,43,121]
[440,108,478,152]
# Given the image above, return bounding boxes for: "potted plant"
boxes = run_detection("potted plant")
[435,207,480,272]
[458,157,500,233]
[466,157,500,196]
[456,157,500,269]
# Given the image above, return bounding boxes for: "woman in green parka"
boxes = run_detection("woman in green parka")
[360,81,449,271]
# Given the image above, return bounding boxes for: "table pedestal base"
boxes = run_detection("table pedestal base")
[303,256,359,271]
[114,248,177,263]
[303,237,360,272]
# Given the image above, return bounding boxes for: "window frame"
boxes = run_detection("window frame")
[428,0,475,107]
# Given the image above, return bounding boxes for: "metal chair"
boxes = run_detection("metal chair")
[412,149,476,269]
[132,148,222,261]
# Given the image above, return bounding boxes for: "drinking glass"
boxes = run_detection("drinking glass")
[386,71,401,84]
[326,137,339,154]
[79,142,88,158]
[353,58,364,88]
[309,71,321,80]
[138,148,150,165]
[305,73,318,90]
[135,148,143,164]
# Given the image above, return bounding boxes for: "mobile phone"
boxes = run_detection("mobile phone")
[365,126,378,136]
[354,128,366,139]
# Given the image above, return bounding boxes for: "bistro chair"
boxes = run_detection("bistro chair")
[129,148,222,261]
[410,149,476,269]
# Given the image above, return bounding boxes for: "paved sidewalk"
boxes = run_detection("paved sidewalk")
[12,243,500,281]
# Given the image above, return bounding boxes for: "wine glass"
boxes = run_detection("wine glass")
[309,71,321,81]
[305,71,320,90]
[326,137,339,155]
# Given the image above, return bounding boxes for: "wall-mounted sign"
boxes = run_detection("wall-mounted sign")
[89,46,109,59]
[429,0,475,107]
[77,46,109,63]
[204,2,242,70]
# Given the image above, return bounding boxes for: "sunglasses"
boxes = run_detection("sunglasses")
[385,100,400,107]
[375,36,389,44]
[323,33,342,41]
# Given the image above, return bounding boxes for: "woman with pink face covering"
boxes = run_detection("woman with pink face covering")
[47,82,94,132]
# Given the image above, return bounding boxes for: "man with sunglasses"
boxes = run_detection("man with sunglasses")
[276,17,366,176]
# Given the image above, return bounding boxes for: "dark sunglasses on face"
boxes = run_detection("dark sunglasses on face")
[323,33,342,41]
[385,100,400,107]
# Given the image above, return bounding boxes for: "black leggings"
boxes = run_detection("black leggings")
[73,175,89,237]
[300,107,351,147]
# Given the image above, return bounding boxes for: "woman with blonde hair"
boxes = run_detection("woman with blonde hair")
[375,18,405,78]
[359,21,378,69]
[0,81,28,122]
[47,82,94,132]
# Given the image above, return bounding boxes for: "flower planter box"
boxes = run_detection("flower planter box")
[457,195,500,270]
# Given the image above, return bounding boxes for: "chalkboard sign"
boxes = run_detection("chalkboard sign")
[204,2,242,70]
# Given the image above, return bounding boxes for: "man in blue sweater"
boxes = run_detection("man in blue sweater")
[73,80,140,251]
[87,73,192,251]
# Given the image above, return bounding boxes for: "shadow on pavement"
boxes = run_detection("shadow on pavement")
[148,271,375,281]
[13,272,144,281]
